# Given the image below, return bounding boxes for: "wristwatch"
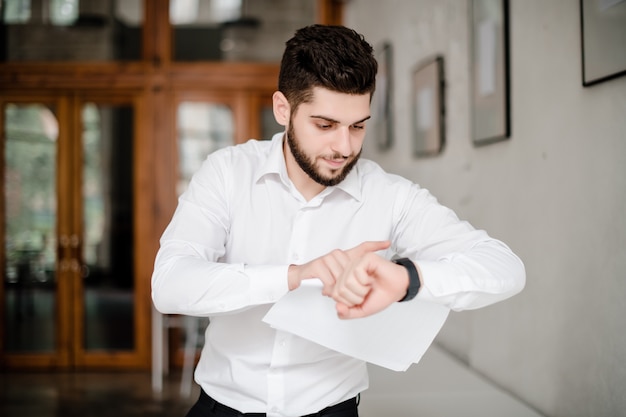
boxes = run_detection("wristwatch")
[393,258,420,302]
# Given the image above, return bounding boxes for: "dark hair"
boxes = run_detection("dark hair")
[278,24,378,113]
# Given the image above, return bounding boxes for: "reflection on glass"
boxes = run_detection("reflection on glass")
[82,103,135,351]
[1,0,143,61]
[3,103,58,352]
[177,101,234,195]
[172,0,315,61]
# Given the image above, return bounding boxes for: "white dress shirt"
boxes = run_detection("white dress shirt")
[152,133,525,417]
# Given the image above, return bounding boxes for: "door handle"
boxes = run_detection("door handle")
[58,234,84,275]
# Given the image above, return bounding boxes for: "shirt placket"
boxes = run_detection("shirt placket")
[266,202,310,417]
[267,330,291,416]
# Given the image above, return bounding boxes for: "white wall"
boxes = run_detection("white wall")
[345,1,626,416]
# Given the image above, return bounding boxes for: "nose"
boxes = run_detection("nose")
[331,126,352,157]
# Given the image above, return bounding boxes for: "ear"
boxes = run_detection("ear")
[272,91,290,127]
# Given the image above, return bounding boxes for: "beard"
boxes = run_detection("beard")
[286,122,361,187]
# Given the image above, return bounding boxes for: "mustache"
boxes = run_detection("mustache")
[321,153,351,160]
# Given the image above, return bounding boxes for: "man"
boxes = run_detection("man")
[152,24,525,417]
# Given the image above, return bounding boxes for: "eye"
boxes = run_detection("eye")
[315,120,335,130]
[351,124,365,130]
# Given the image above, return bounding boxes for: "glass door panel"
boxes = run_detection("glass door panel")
[3,103,58,353]
[80,102,135,352]
[176,101,234,195]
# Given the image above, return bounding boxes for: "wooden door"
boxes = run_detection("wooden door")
[0,92,152,369]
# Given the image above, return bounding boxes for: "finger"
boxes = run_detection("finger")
[317,270,337,297]
[320,250,352,295]
[336,302,367,320]
[336,302,368,320]
[348,240,391,259]
[337,285,395,319]
[326,249,352,276]
[352,264,374,286]
[333,273,371,307]
[336,302,350,318]
[333,285,369,307]
[340,271,371,302]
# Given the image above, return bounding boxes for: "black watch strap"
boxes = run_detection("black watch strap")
[393,258,420,302]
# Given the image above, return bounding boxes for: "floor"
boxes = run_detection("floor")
[360,345,544,417]
[0,345,544,417]
[0,369,197,417]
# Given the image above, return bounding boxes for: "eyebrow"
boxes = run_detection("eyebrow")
[310,115,372,125]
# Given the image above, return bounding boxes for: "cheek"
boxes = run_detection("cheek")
[351,130,366,148]
[297,125,330,150]
[298,123,318,139]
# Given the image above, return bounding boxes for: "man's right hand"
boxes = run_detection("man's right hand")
[287,240,391,296]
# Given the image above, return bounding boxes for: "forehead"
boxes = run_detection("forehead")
[296,87,371,122]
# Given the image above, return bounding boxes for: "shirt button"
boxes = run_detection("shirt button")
[292,253,300,261]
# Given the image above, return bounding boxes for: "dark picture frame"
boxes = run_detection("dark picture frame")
[412,55,445,157]
[370,42,393,150]
[580,0,626,87]
[470,0,511,146]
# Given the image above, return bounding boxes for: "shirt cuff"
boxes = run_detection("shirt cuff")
[414,260,465,303]
[245,264,290,305]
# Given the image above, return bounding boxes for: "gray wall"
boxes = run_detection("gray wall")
[345,1,626,416]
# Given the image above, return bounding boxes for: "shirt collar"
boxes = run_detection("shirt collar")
[254,132,289,184]
[332,164,362,201]
[254,132,362,202]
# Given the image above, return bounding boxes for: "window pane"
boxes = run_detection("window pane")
[49,0,79,26]
[176,101,234,195]
[3,103,58,352]
[3,0,31,23]
[1,0,143,61]
[82,103,135,351]
[172,0,316,62]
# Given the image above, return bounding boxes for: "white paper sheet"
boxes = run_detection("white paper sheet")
[262,281,449,372]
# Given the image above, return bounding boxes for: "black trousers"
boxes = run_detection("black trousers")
[185,390,359,417]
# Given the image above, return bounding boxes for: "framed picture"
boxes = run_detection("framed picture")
[371,42,393,150]
[412,55,445,157]
[580,0,626,86]
[470,0,511,146]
